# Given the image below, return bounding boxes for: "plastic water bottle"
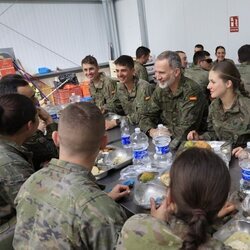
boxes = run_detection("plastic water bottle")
[152,124,172,168]
[120,117,131,148]
[130,128,151,167]
[45,101,59,122]
[239,142,250,195]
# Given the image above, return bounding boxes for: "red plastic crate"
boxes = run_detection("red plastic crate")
[0,67,16,77]
[53,85,82,105]
[0,58,14,69]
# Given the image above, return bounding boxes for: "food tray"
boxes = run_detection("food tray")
[133,182,167,209]
[92,145,132,180]
[179,141,232,166]
[213,218,250,247]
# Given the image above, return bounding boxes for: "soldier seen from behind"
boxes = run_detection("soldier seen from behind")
[14,102,130,250]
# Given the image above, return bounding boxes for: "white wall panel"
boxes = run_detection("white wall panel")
[114,0,141,57]
[0,3,108,73]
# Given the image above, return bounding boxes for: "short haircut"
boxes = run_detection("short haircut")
[194,44,204,50]
[238,44,250,63]
[0,74,29,96]
[215,46,226,54]
[0,93,37,135]
[157,51,182,69]
[59,102,105,155]
[176,50,185,55]
[136,46,150,59]
[193,50,210,65]
[81,55,98,67]
[114,55,134,69]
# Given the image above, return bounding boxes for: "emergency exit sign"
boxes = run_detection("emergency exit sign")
[230,16,239,32]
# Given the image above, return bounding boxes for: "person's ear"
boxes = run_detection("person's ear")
[174,68,181,77]
[52,131,59,147]
[27,120,37,133]
[100,134,108,150]
[226,80,233,89]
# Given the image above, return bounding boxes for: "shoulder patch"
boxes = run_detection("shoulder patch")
[189,96,197,101]
[145,96,151,101]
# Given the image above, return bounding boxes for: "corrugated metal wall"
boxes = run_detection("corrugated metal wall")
[0,2,108,73]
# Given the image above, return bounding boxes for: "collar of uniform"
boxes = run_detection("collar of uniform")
[122,76,139,97]
[217,94,240,113]
[0,137,33,161]
[91,72,105,89]
[166,75,185,98]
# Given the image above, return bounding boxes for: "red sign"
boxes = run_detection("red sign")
[230,16,239,32]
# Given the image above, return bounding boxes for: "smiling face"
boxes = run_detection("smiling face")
[115,64,134,84]
[82,63,99,81]
[154,59,178,89]
[216,48,226,62]
[207,70,232,98]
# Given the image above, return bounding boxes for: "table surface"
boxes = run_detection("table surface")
[99,127,241,216]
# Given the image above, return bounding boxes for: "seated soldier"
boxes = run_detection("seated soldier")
[117,148,233,250]
[237,44,250,93]
[0,74,58,170]
[105,55,154,130]
[134,46,151,81]
[185,50,213,99]
[14,102,130,250]
[81,55,117,109]
[0,94,38,249]
[140,51,208,150]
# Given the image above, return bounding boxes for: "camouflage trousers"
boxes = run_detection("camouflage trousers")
[0,216,16,250]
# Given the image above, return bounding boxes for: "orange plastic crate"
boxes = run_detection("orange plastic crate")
[53,85,82,105]
[0,67,16,77]
[0,58,14,69]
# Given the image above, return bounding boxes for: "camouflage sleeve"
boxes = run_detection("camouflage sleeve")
[23,128,58,171]
[105,88,125,115]
[79,195,127,250]
[116,214,182,250]
[200,106,218,141]
[127,83,155,125]
[170,94,208,149]
[139,87,162,133]
[0,162,33,207]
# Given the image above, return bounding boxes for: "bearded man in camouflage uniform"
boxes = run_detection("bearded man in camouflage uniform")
[139,51,208,149]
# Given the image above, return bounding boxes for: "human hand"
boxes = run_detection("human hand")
[232,147,245,158]
[105,119,117,130]
[37,119,46,133]
[150,197,174,222]
[217,201,236,218]
[187,130,199,140]
[108,184,130,201]
[37,107,53,125]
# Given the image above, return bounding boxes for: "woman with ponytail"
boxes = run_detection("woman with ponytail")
[0,94,38,249]
[187,60,250,148]
[117,148,232,250]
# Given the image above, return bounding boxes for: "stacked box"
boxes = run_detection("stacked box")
[0,58,15,77]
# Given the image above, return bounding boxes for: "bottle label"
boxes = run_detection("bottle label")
[133,149,148,160]
[242,168,250,176]
[50,113,58,121]
[155,145,170,155]
[121,135,130,145]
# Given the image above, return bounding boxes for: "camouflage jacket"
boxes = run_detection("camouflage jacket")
[237,62,250,94]
[90,72,117,108]
[13,158,127,250]
[23,122,58,171]
[184,65,209,98]
[117,214,232,250]
[0,139,33,225]
[106,77,155,125]
[201,93,250,147]
[139,75,208,149]
[134,61,149,82]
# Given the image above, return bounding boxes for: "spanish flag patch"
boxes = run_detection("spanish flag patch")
[145,96,151,101]
[189,96,197,101]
